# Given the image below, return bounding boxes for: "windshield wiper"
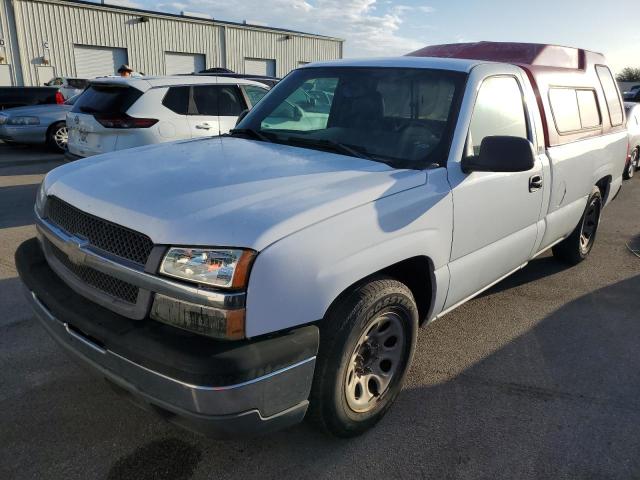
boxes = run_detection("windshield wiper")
[284,137,371,160]
[226,128,272,142]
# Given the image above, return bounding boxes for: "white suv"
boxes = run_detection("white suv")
[66,76,269,159]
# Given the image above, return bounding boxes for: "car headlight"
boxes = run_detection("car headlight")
[35,181,47,217]
[7,116,40,126]
[160,247,256,289]
[0,115,7,125]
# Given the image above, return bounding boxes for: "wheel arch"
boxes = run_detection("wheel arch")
[595,175,612,203]
[322,256,435,326]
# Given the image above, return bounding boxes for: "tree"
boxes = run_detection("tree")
[616,67,640,82]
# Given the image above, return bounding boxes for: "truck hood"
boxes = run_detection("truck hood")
[44,137,426,250]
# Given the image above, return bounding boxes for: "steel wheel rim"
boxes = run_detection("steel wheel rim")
[579,198,600,252]
[54,126,68,150]
[345,310,406,413]
[632,149,639,172]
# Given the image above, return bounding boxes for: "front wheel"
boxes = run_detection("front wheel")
[308,277,418,437]
[552,186,602,265]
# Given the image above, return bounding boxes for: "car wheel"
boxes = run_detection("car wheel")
[624,155,635,180]
[308,276,418,437]
[633,147,640,172]
[552,186,602,265]
[46,122,68,153]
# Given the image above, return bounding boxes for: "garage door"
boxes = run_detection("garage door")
[74,45,128,79]
[244,58,276,77]
[165,52,206,75]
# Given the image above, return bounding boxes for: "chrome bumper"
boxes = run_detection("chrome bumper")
[25,288,315,436]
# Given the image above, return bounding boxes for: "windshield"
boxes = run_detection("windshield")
[236,67,466,169]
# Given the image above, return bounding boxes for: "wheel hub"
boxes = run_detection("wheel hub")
[345,311,406,413]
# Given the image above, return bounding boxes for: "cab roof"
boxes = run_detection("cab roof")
[406,41,606,71]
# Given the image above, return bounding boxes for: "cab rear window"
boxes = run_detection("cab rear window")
[72,85,143,114]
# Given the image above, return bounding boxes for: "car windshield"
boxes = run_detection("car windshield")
[235,67,466,169]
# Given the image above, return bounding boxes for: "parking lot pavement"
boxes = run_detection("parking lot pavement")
[1,141,639,480]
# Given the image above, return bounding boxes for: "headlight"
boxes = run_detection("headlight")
[35,181,47,217]
[160,247,255,288]
[0,115,7,125]
[7,116,40,126]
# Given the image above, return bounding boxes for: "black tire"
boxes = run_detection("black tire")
[633,147,640,172]
[46,122,68,153]
[552,186,602,265]
[308,276,418,437]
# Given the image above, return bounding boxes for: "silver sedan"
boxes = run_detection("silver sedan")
[0,95,78,152]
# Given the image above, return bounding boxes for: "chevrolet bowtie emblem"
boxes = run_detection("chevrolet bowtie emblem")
[65,236,89,266]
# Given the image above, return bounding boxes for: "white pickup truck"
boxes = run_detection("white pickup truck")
[17,42,627,438]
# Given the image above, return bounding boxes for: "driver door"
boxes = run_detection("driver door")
[444,67,545,309]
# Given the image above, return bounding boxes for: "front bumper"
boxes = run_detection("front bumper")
[0,124,47,144]
[16,238,319,437]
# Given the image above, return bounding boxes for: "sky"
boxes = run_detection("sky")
[110,0,640,73]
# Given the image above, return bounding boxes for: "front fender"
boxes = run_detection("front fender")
[245,168,453,337]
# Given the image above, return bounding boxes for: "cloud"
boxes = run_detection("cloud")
[418,6,435,13]
[154,0,425,57]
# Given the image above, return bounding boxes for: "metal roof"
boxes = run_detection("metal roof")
[27,0,344,42]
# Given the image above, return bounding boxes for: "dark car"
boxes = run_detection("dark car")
[0,86,64,110]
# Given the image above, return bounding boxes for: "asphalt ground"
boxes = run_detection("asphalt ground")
[1,140,639,479]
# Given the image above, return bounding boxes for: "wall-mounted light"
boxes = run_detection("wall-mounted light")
[139,16,149,23]
[41,40,50,65]
[284,34,292,40]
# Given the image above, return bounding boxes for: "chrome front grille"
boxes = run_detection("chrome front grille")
[45,196,153,266]
[46,238,140,304]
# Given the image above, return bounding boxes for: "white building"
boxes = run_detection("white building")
[0,0,344,86]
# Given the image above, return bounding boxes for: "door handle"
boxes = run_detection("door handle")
[196,123,213,130]
[529,174,543,192]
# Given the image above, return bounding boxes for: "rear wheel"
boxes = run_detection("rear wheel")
[308,277,418,437]
[552,186,602,265]
[632,147,640,172]
[46,122,68,153]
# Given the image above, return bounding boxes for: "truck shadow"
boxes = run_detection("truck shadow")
[479,255,571,297]
[0,183,39,229]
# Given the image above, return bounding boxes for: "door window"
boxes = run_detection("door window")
[243,85,269,106]
[191,85,245,116]
[217,86,245,116]
[468,76,528,156]
[162,86,190,115]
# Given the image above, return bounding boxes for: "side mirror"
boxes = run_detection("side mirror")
[235,109,250,126]
[462,136,535,173]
